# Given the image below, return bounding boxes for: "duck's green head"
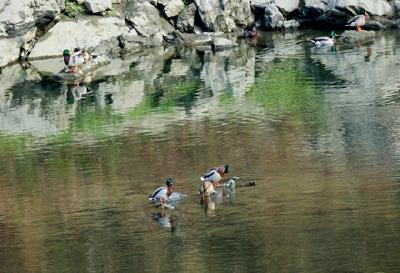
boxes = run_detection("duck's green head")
[63,49,70,56]
[224,164,232,174]
[165,177,174,187]
[330,31,336,38]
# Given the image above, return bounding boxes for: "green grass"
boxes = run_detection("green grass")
[64,0,85,17]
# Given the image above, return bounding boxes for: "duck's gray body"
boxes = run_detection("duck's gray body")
[346,14,367,28]
[311,36,335,47]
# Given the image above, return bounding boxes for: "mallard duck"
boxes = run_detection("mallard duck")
[346,12,369,31]
[243,26,257,38]
[200,164,231,185]
[311,31,337,47]
[149,178,175,208]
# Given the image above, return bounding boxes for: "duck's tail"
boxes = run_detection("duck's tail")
[200,176,205,182]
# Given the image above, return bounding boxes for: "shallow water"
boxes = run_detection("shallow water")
[1,30,400,273]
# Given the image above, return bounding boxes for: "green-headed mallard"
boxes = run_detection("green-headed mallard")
[311,31,337,47]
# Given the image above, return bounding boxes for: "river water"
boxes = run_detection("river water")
[1,30,400,273]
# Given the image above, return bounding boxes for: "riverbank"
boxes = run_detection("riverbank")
[0,0,399,69]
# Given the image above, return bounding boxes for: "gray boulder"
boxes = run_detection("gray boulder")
[29,17,129,59]
[250,0,270,9]
[396,0,400,14]
[214,14,237,33]
[194,0,253,31]
[84,0,112,13]
[224,0,254,27]
[159,0,185,18]
[338,30,375,44]
[302,0,393,17]
[301,0,336,16]
[119,30,158,53]
[0,28,37,67]
[335,0,393,17]
[282,19,300,29]
[0,38,21,67]
[0,0,62,37]
[125,0,175,38]
[212,37,238,51]
[176,3,196,33]
[182,33,212,46]
[276,0,299,14]
[264,2,284,30]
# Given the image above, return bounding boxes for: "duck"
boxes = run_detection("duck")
[200,164,232,186]
[346,12,369,32]
[311,31,337,47]
[243,26,257,38]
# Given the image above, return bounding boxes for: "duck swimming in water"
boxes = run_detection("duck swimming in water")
[243,26,257,38]
[311,31,337,47]
[346,12,369,32]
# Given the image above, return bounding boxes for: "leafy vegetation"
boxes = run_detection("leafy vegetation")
[64,0,85,17]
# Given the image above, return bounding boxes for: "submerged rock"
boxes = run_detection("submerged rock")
[338,30,375,44]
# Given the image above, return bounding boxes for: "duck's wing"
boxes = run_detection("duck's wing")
[201,168,217,181]
[312,36,330,42]
[148,186,164,201]
[346,15,363,26]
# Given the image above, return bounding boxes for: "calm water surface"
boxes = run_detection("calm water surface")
[1,30,400,273]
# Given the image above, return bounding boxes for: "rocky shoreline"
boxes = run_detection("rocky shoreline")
[1,0,400,69]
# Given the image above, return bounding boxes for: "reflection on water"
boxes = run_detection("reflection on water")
[1,30,400,272]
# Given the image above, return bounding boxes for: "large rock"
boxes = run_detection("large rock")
[214,14,236,33]
[84,0,112,13]
[337,30,375,44]
[212,37,238,51]
[335,0,393,17]
[194,0,253,31]
[125,0,175,38]
[0,28,37,67]
[276,0,299,14]
[251,0,270,9]
[119,30,158,53]
[176,3,196,33]
[158,0,185,18]
[302,0,394,17]
[224,0,254,26]
[396,0,400,16]
[0,38,21,67]
[0,0,63,38]
[29,17,129,59]
[301,0,336,17]
[264,2,284,30]
[182,33,212,46]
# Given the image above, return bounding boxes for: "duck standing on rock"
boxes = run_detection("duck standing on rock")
[311,31,337,47]
[346,12,369,32]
